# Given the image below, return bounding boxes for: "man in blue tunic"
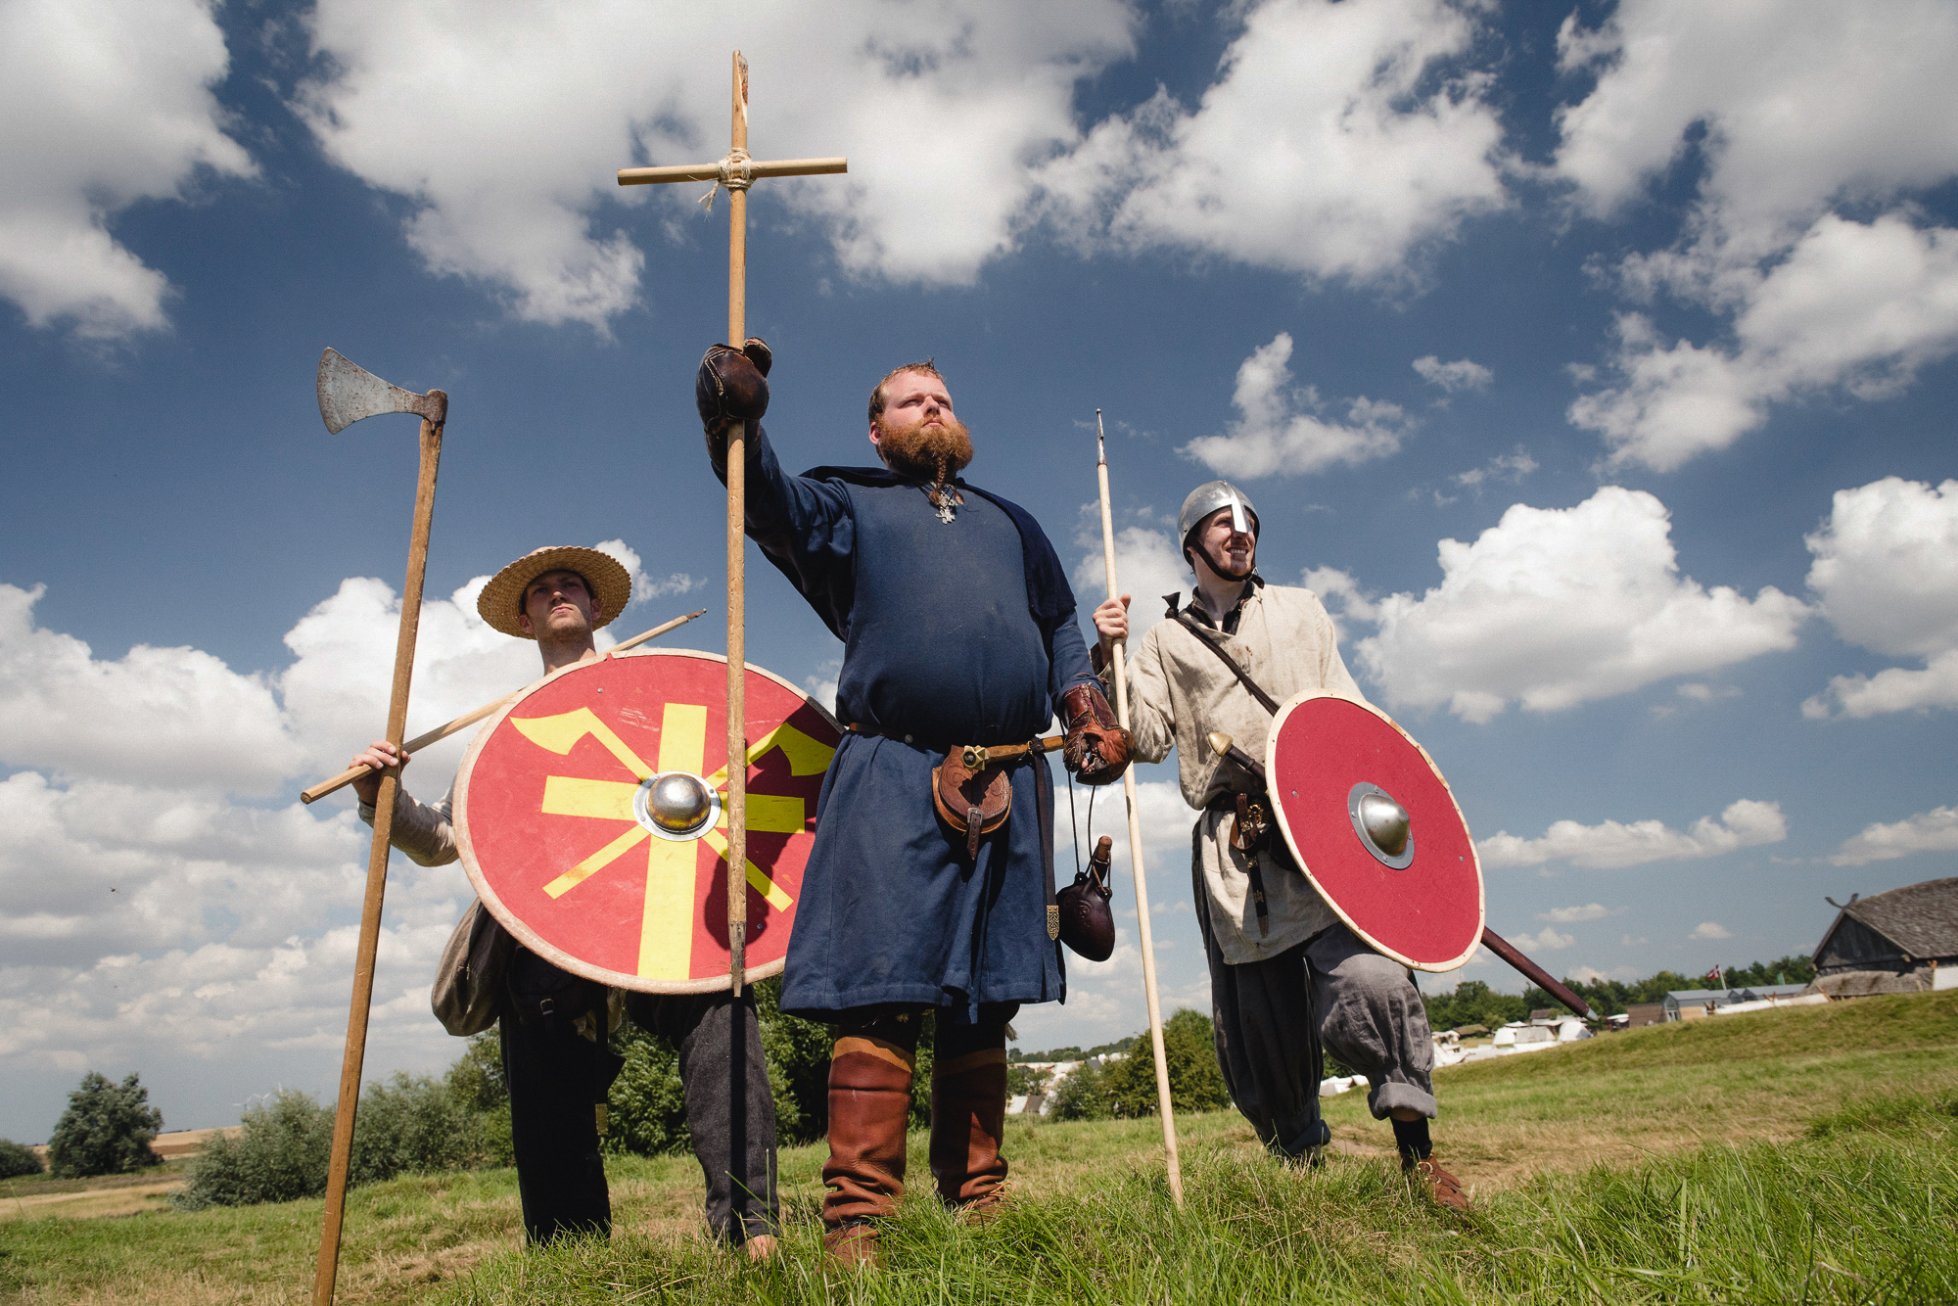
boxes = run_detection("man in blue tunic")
[695,340,1130,1263]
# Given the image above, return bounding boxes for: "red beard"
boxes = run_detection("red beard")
[877,414,974,484]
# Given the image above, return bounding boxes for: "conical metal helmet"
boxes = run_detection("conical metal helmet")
[1178,480,1260,545]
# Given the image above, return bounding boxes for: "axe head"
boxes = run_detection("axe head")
[317,348,448,434]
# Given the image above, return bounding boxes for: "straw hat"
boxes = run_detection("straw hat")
[476,546,631,639]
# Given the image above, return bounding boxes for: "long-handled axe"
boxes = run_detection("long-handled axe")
[310,348,447,1306]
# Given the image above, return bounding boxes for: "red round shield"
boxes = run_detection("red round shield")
[454,649,839,993]
[1265,692,1483,972]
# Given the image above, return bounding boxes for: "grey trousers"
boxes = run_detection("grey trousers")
[1194,853,1437,1159]
[626,989,779,1244]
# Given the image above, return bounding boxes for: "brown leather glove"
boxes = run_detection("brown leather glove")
[1061,683,1131,785]
[695,338,772,469]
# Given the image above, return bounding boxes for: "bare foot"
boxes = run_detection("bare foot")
[744,1233,779,1263]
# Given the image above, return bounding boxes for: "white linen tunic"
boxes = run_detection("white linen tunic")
[1122,582,1367,964]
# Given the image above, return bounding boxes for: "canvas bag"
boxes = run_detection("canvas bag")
[430,898,516,1036]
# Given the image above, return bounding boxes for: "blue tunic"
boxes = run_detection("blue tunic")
[739,430,1097,1020]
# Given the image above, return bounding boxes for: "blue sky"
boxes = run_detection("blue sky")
[4,0,1956,1141]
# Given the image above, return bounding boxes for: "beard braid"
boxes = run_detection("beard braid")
[879,414,974,484]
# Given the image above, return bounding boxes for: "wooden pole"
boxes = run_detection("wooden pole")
[299,609,707,805]
[313,412,442,1305]
[1094,410,1185,1207]
[617,52,844,995]
[723,51,750,995]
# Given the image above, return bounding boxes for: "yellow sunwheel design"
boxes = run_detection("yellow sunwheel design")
[513,703,833,980]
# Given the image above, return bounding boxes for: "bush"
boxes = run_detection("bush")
[178,1074,490,1209]
[349,1073,486,1186]
[0,1138,45,1179]
[444,1032,513,1166]
[176,1090,331,1209]
[755,979,834,1145]
[604,1024,691,1157]
[46,1072,163,1178]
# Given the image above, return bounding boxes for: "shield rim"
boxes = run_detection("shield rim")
[1263,690,1484,973]
[454,646,839,994]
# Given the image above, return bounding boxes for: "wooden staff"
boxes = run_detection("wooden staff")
[298,608,706,804]
[619,52,844,993]
[1095,409,1186,1207]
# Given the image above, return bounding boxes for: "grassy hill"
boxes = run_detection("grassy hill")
[3,991,1954,1304]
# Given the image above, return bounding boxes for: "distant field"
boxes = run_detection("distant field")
[2,991,1953,1304]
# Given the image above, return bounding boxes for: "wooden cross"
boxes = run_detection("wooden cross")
[618,52,845,994]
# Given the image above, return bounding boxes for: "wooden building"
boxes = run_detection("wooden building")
[1811,876,1958,998]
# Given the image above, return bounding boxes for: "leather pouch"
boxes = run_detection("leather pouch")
[932,748,1014,859]
[431,898,516,1037]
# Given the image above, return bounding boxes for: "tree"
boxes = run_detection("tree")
[46,1072,163,1178]
[1047,1058,1112,1121]
[1104,1009,1232,1118]
[0,1138,44,1179]
[1006,1062,1050,1097]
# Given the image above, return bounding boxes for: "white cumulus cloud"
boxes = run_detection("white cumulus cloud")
[295,1,1137,326]
[1571,217,1958,470]
[1803,478,1958,718]
[1182,334,1409,478]
[0,0,254,337]
[1689,921,1732,942]
[1357,488,1808,721]
[1414,355,1493,394]
[1554,4,1958,470]
[1037,0,1508,284]
[1830,804,1958,866]
[1539,903,1613,924]
[0,584,304,794]
[1479,800,1787,871]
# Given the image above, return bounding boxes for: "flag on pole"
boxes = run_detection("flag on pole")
[1704,965,1724,987]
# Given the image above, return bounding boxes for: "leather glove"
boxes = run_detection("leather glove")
[695,338,772,468]
[1061,683,1132,785]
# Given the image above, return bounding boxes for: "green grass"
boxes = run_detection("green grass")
[3,992,1954,1305]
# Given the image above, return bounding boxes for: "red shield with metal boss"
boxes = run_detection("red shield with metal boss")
[454,649,840,993]
[1265,692,1483,972]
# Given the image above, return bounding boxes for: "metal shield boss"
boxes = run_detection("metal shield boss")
[455,649,840,992]
[1265,692,1483,972]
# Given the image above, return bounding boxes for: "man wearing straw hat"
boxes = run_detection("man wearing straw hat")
[347,544,780,1253]
[694,342,1131,1263]
[1091,483,1469,1213]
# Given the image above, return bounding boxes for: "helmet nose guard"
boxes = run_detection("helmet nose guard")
[1178,480,1260,546]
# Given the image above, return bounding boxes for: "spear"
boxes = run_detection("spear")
[1094,409,1185,1207]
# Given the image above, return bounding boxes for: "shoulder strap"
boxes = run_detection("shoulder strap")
[1171,613,1282,715]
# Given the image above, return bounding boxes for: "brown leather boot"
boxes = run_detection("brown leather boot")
[821,1029,917,1266]
[929,1032,1009,1216]
[1405,1154,1471,1213]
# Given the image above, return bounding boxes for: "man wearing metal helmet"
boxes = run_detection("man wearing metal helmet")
[1091,483,1468,1212]
[346,545,780,1253]
[694,341,1131,1264]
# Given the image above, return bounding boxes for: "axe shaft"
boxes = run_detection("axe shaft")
[1208,736,1594,1021]
[1096,409,1185,1208]
[298,609,707,804]
[314,413,442,1306]
[1478,927,1595,1021]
